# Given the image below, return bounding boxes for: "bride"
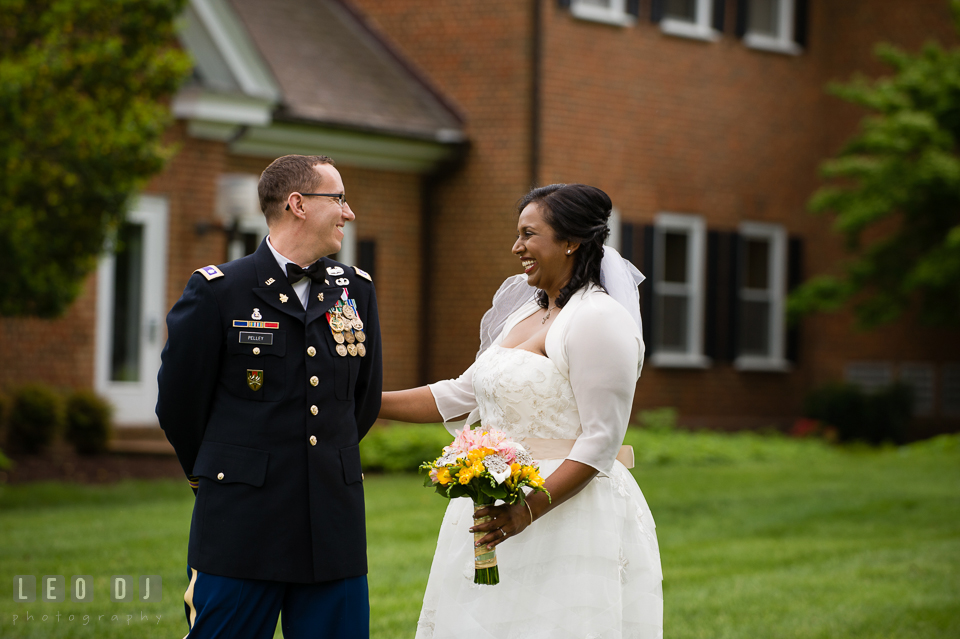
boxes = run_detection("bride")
[379,184,663,639]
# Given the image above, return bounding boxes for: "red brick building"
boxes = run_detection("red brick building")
[2,0,959,434]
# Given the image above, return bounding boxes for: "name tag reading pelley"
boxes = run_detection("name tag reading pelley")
[239,332,274,345]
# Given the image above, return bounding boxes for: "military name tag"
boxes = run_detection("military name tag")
[239,332,273,345]
[247,369,263,391]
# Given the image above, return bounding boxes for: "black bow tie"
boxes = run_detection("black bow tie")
[286,262,325,285]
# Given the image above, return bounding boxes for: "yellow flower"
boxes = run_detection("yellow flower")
[436,468,452,485]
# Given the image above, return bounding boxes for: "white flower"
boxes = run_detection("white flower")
[483,454,511,484]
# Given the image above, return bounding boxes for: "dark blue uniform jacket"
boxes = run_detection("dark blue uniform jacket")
[156,239,382,584]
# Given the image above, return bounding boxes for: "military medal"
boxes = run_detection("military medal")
[344,331,355,344]
[356,343,366,357]
[342,305,355,320]
[355,330,365,343]
[333,332,345,344]
[347,343,358,357]
[247,369,263,391]
[329,316,346,332]
[336,343,348,357]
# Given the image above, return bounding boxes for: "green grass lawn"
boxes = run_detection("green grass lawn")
[1,433,958,638]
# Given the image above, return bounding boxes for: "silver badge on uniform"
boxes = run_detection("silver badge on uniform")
[326,266,344,276]
[251,308,262,320]
[336,277,349,286]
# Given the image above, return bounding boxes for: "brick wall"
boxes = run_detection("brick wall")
[350,0,960,427]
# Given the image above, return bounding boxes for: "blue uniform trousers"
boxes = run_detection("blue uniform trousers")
[183,566,369,639]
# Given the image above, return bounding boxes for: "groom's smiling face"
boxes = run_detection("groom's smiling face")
[513,202,575,295]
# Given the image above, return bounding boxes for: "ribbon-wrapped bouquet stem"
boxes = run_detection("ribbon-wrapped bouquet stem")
[421,428,550,585]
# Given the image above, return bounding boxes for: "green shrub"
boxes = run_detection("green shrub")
[8,384,63,454]
[637,407,678,432]
[803,382,913,445]
[360,424,455,473]
[65,390,114,455]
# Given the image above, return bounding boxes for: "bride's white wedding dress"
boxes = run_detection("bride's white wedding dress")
[416,290,663,639]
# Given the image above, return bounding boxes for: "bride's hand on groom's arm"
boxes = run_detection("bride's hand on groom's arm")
[472,459,599,549]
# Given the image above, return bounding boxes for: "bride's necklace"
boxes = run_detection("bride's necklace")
[541,305,558,324]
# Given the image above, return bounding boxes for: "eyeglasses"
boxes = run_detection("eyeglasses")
[285,193,346,210]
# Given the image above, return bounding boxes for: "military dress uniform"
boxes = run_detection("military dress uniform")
[156,238,382,638]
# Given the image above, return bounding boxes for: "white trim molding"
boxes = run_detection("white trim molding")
[570,0,637,27]
[650,212,710,369]
[231,122,461,173]
[660,0,720,42]
[743,0,802,55]
[734,221,790,372]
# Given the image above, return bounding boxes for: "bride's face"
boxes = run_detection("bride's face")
[512,203,575,296]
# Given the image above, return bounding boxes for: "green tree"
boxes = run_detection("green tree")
[788,2,960,328]
[0,0,190,317]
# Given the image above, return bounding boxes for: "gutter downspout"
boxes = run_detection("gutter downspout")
[530,0,543,189]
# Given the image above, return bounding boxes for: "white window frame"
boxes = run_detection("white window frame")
[743,0,801,55]
[660,0,720,42]
[651,212,710,369]
[570,0,636,27]
[734,221,790,372]
[899,362,935,417]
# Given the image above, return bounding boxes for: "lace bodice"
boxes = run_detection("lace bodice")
[471,345,581,440]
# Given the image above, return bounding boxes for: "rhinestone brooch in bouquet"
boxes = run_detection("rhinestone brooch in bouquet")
[420,428,550,585]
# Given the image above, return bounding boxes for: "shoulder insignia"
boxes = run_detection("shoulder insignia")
[353,266,372,281]
[195,265,225,281]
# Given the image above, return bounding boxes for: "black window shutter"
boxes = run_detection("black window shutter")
[358,240,376,280]
[704,230,721,360]
[627,0,641,18]
[786,236,803,364]
[713,0,726,32]
[734,0,748,38]
[621,222,635,264]
[642,225,656,352]
[651,0,664,23]
[794,0,809,48]
[558,0,572,9]
[727,231,741,361]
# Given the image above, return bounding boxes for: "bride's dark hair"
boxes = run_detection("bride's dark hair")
[517,183,611,310]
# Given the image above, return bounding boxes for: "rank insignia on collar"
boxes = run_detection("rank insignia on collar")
[247,369,263,391]
[353,266,372,281]
[336,277,349,286]
[251,308,262,320]
[318,292,324,302]
[265,278,276,286]
[279,293,289,303]
[195,265,224,281]
[326,266,344,276]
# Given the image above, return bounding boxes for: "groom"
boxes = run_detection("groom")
[156,154,382,638]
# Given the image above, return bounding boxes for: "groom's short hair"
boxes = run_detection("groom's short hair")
[258,154,335,223]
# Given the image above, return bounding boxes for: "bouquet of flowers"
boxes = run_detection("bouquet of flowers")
[420,427,550,585]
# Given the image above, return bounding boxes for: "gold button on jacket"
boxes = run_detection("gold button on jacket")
[252,347,260,355]
[310,376,319,386]
[310,405,319,416]
[307,346,316,357]
[217,472,224,480]
[309,435,317,446]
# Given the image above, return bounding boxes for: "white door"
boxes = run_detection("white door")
[95,195,169,426]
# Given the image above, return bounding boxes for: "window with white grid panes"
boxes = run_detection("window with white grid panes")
[899,363,935,417]
[735,222,788,371]
[661,0,718,41]
[652,213,708,368]
[571,0,635,26]
[744,0,801,55]
[844,361,893,394]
